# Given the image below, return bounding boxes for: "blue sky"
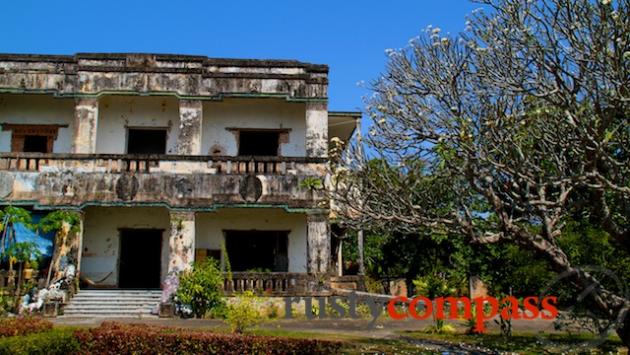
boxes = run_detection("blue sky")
[2,0,479,112]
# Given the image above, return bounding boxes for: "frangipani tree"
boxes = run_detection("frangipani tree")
[333,0,630,345]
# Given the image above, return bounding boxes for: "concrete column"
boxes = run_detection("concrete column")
[72,98,99,153]
[75,211,85,276]
[177,99,203,155]
[305,101,328,157]
[167,211,196,274]
[306,212,330,273]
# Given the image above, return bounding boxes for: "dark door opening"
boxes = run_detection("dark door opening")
[238,130,280,156]
[127,128,167,154]
[23,135,50,153]
[225,230,288,272]
[118,229,162,289]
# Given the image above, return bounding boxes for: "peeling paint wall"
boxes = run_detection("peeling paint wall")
[305,102,328,158]
[81,207,170,287]
[167,211,195,274]
[202,99,306,156]
[0,94,75,153]
[96,96,180,154]
[177,100,202,155]
[195,208,308,273]
[306,213,330,273]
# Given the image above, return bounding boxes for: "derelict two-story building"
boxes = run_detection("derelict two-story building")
[0,53,359,303]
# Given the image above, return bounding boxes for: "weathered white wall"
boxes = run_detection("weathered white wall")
[0,94,75,153]
[196,208,308,273]
[81,207,170,287]
[96,96,180,154]
[201,99,306,156]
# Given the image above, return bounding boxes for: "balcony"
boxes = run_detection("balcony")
[0,153,328,209]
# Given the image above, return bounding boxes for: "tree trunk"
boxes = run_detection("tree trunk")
[617,313,630,348]
[357,230,365,275]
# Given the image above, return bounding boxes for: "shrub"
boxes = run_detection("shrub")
[75,322,342,355]
[175,259,225,318]
[0,317,53,338]
[225,291,266,333]
[0,328,80,355]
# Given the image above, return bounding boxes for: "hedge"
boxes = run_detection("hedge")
[0,317,53,338]
[74,322,342,354]
[0,328,80,355]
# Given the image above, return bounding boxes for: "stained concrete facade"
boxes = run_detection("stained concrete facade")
[0,53,360,294]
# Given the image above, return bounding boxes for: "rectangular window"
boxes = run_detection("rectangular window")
[126,128,167,154]
[2,124,65,153]
[22,135,50,153]
[238,130,280,156]
[224,230,289,272]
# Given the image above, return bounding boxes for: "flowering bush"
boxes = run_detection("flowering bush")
[0,317,53,338]
[225,291,266,333]
[75,322,342,354]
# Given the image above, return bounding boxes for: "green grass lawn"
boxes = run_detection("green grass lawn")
[251,327,627,354]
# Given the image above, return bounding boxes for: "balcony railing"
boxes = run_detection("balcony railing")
[222,272,332,296]
[0,153,327,175]
[0,153,327,209]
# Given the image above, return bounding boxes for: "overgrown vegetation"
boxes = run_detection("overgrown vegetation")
[175,259,225,318]
[225,291,266,333]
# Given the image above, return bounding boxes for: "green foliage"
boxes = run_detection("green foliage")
[5,242,41,264]
[299,177,323,190]
[0,296,14,317]
[413,273,459,334]
[38,210,81,234]
[0,328,80,355]
[0,206,35,232]
[225,291,266,333]
[221,240,232,281]
[412,273,456,299]
[175,259,225,318]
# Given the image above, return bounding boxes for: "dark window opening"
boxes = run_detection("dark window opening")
[127,129,167,154]
[23,135,50,153]
[238,131,280,156]
[225,230,288,272]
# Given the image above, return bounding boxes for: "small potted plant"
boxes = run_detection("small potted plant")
[23,258,39,280]
[6,242,41,281]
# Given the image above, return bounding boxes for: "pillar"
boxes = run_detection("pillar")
[72,98,99,153]
[75,211,85,276]
[305,101,328,158]
[177,100,203,155]
[337,237,343,276]
[167,211,196,274]
[306,213,330,273]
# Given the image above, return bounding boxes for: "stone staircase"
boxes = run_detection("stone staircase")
[61,289,162,318]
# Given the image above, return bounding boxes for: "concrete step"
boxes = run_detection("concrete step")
[76,290,161,295]
[60,313,159,319]
[63,289,162,318]
[66,300,159,305]
[65,304,156,310]
[72,296,161,301]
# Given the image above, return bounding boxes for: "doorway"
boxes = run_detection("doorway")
[224,230,288,272]
[118,229,162,289]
